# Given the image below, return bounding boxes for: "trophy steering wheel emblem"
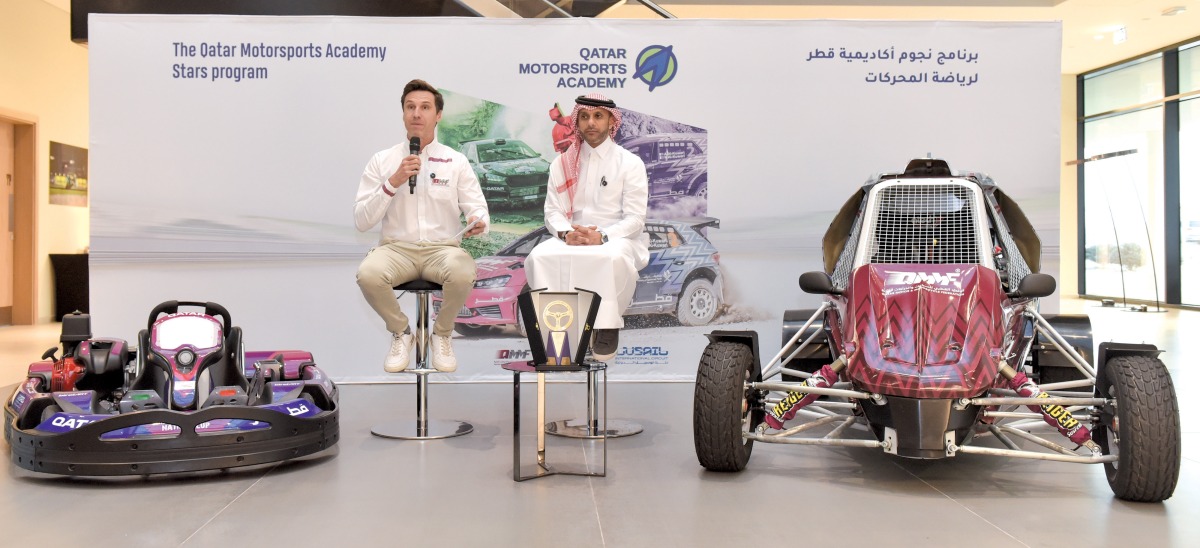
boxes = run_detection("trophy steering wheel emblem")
[542,300,575,332]
[542,300,577,365]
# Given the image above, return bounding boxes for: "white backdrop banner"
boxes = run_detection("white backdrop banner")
[89,15,1061,382]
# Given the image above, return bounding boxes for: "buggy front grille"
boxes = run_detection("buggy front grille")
[865,183,982,266]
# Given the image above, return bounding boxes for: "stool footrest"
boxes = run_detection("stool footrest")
[545,418,643,439]
[371,419,473,440]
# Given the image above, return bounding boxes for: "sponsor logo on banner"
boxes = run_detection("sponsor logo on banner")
[516,44,677,90]
[615,346,670,366]
[633,45,678,92]
[495,349,532,366]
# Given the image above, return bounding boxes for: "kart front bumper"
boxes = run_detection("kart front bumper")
[4,405,339,476]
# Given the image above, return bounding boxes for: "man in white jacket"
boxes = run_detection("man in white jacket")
[526,93,649,361]
[353,79,489,373]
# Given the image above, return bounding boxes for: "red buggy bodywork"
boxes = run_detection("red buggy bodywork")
[691,159,1181,502]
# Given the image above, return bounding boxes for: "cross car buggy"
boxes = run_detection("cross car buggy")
[693,159,1180,502]
[5,301,339,476]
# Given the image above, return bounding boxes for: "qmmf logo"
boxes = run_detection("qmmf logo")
[634,45,677,92]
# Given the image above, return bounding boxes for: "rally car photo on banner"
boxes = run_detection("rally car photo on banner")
[434,217,725,337]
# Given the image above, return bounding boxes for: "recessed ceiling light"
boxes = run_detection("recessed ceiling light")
[1162,6,1187,16]
[1113,27,1127,44]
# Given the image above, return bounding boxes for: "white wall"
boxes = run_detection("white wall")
[0,0,90,323]
[1059,74,1079,296]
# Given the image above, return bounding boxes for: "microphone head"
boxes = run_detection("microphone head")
[409,136,421,154]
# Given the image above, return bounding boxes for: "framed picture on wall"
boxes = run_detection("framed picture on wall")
[49,141,88,207]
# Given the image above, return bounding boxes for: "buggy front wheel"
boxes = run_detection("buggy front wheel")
[1095,355,1181,502]
[693,341,762,471]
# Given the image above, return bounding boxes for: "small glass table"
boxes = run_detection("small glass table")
[503,360,606,482]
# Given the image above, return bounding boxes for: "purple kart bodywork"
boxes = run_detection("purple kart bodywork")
[4,302,340,476]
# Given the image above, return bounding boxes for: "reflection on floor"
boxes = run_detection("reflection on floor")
[0,299,1195,546]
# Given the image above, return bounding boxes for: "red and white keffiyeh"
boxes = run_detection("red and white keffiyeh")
[556,93,622,214]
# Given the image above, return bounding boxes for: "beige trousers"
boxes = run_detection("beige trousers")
[356,240,477,337]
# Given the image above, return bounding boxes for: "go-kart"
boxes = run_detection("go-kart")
[4,301,339,476]
[693,159,1181,502]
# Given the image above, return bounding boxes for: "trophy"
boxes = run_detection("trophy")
[518,288,601,371]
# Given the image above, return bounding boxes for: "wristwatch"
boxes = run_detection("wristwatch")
[600,231,609,244]
[558,230,572,241]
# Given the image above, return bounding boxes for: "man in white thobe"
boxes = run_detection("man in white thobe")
[526,93,649,361]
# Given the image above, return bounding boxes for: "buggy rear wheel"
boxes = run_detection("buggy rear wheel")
[693,341,762,471]
[1095,355,1181,502]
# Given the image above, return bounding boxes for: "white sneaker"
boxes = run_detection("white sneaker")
[384,332,413,373]
[430,334,457,372]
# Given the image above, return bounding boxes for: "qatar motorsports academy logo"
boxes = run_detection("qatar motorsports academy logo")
[634,45,677,92]
[516,44,678,91]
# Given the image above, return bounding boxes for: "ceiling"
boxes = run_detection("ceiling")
[41,0,1198,74]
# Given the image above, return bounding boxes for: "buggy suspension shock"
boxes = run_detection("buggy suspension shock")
[997,363,1102,455]
[764,355,847,430]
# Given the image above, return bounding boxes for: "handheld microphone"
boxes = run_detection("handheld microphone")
[408,136,421,195]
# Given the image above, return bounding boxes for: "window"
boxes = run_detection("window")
[1180,97,1200,304]
[1082,108,1165,302]
[1180,42,1199,94]
[646,225,683,251]
[1083,56,1162,116]
[1079,39,1200,305]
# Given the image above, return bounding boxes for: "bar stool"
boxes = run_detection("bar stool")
[371,280,472,440]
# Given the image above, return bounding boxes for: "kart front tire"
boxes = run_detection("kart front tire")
[693,341,761,471]
[677,278,720,326]
[1095,355,1181,502]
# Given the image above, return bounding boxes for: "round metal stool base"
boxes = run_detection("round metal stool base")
[545,419,642,439]
[371,419,473,440]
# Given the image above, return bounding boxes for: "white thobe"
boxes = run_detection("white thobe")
[526,138,650,329]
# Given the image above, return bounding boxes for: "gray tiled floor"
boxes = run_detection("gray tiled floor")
[1,299,1196,547]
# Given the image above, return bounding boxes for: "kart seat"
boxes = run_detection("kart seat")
[132,301,248,409]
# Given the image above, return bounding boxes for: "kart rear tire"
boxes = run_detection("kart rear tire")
[677,278,720,326]
[1095,355,1180,502]
[693,341,761,471]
